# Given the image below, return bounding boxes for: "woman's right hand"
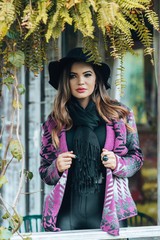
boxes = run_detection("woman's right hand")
[56,151,76,172]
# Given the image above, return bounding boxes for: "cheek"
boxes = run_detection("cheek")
[89,80,96,92]
[89,85,95,92]
[69,81,75,94]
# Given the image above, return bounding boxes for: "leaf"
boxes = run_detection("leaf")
[12,99,23,109]
[8,212,23,232]
[9,139,24,161]
[8,50,25,68]
[2,212,10,220]
[37,0,49,24]
[7,29,19,40]
[0,227,12,240]
[2,77,15,90]
[2,77,14,85]
[28,171,34,180]
[0,1,15,41]
[12,213,23,225]
[23,169,34,180]
[17,84,26,95]
[0,175,8,188]
[66,0,82,9]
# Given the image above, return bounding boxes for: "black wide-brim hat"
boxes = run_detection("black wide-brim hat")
[48,47,111,90]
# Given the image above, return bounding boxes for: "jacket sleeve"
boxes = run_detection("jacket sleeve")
[113,109,144,178]
[39,117,61,185]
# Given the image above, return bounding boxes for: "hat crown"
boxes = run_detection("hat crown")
[65,47,89,62]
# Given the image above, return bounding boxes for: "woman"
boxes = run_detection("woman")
[39,47,143,236]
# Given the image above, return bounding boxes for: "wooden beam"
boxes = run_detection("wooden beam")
[11,226,160,240]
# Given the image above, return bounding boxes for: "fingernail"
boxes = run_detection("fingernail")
[74,155,77,159]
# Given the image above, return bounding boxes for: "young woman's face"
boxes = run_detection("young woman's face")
[69,62,96,108]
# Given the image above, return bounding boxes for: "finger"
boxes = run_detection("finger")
[63,157,73,162]
[102,155,109,161]
[62,161,72,171]
[60,152,76,159]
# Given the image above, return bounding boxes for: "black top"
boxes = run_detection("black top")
[56,123,107,230]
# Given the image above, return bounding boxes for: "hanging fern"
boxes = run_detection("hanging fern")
[23,27,46,74]
[46,2,72,41]
[0,0,158,97]
[0,0,159,78]
[0,0,158,94]
[82,36,102,64]
[96,2,119,35]
[129,12,153,55]
[145,8,159,31]
[115,0,146,10]
[0,0,15,41]
[22,0,53,39]
[70,1,94,38]
[115,55,126,95]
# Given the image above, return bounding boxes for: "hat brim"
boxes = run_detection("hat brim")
[48,57,111,90]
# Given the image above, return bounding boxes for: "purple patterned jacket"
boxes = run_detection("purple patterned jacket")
[39,109,143,236]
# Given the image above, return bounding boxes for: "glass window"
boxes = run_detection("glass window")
[121,49,147,124]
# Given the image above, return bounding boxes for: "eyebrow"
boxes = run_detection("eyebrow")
[70,70,93,74]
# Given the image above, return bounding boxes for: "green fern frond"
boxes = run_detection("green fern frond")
[0,1,15,41]
[50,19,65,40]
[65,0,83,9]
[115,55,126,96]
[23,27,47,74]
[60,7,72,25]
[109,28,135,59]
[36,0,50,24]
[130,13,153,49]
[45,0,72,41]
[22,1,52,39]
[88,0,98,12]
[145,8,159,32]
[134,0,152,6]
[115,12,136,36]
[13,0,23,16]
[46,6,72,41]
[71,1,94,38]
[0,0,159,79]
[143,47,154,56]
[96,2,119,35]
[21,5,36,30]
[82,37,102,64]
[115,0,146,10]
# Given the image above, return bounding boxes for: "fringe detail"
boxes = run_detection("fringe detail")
[72,139,101,194]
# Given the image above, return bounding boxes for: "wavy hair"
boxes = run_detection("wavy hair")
[51,61,132,148]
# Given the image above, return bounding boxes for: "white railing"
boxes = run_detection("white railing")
[11,226,160,240]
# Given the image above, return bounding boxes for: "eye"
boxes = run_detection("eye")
[84,72,92,78]
[69,73,76,79]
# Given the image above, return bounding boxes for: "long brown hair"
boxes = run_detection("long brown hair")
[51,61,132,148]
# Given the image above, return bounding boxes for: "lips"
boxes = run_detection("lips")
[76,88,86,93]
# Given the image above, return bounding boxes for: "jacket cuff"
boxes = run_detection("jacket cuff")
[112,154,119,173]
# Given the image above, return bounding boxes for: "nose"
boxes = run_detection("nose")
[78,76,85,85]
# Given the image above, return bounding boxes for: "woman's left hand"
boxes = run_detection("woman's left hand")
[101,148,117,170]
